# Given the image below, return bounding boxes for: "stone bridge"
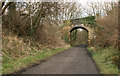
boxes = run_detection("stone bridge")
[70,24,95,45]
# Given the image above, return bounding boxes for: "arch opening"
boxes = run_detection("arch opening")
[70,26,89,46]
[70,26,89,33]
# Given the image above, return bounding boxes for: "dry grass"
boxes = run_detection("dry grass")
[2,24,70,74]
[35,20,69,48]
[95,7,118,47]
[2,35,70,74]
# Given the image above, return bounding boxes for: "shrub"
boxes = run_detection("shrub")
[94,6,118,48]
[63,32,69,43]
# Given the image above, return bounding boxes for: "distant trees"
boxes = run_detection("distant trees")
[2,1,118,47]
[2,2,83,36]
[59,2,82,21]
[2,2,59,35]
[2,2,84,46]
[85,1,118,16]
[91,2,118,47]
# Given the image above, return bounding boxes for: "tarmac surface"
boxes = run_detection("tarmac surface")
[22,45,100,74]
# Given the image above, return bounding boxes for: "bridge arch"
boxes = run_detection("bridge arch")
[69,24,90,45]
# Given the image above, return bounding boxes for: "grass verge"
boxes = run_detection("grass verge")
[87,47,119,74]
[2,46,70,74]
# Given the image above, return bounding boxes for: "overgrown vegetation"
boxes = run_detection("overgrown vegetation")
[2,27,70,74]
[61,16,95,44]
[1,2,73,74]
[63,32,70,43]
[88,2,119,74]
[70,29,78,46]
[60,1,119,74]
[88,47,119,74]
[62,20,72,29]
[70,16,96,26]
[1,1,119,75]
[91,2,118,48]
[3,44,70,74]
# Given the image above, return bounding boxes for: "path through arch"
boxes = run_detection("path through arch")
[70,25,89,46]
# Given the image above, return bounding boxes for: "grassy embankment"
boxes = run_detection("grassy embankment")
[3,47,70,74]
[2,36,70,74]
[87,47,119,74]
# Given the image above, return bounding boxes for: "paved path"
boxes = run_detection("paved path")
[22,45,99,74]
